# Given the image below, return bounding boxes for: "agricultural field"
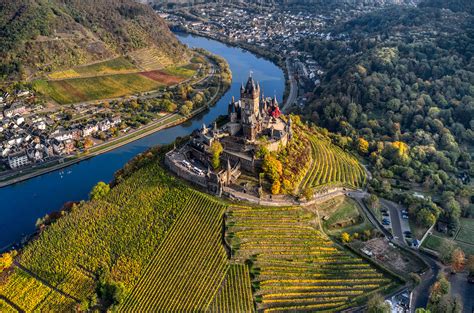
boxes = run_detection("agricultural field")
[0,150,395,312]
[226,205,397,312]
[300,132,366,191]
[0,154,197,311]
[35,50,198,104]
[208,264,255,312]
[119,193,229,312]
[48,57,137,80]
[34,66,193,104]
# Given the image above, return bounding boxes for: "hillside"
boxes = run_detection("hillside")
[419,0,474,14]
[0,148,395,312]
[0,0,188,81]
[296,4,473,234]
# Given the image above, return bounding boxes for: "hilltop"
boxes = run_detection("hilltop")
[0,0,188,81]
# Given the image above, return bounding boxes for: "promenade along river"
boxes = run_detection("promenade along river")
[0,33,285,250]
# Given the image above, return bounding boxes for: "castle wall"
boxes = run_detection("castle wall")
[165,152,208,188]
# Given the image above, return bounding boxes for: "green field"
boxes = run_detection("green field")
[300,131,367,191]
[0,151,395,312]
[422,218,474,256]
[322,197,371,236]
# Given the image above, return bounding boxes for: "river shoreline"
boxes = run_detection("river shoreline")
[0,33,286,251]
[0,50,229,189]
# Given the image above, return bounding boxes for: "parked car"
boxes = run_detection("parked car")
[402,214,409,219]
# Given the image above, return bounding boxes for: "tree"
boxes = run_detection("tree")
[357,138,369,154]
[89,182,110,200]
[303,187,313,201]
[271,180,281,195]
[0,251,15,273]
[451,248,465,273]
[210,141,223,170]
[366,293,390,313]
[341,232,351,243]
[262,154,282,182]
[84,137,94,149]
[367,194,380,211]
[439,239,456,264]
[180,101,193,116]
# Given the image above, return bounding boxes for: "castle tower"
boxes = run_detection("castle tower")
[240,74,260,116]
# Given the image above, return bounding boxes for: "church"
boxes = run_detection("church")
[165,74,292,195]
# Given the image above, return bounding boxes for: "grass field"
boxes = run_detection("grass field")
[300,131,366,191]
[36,51,197,104]
[422,218,474,256]
[322,197,371,236]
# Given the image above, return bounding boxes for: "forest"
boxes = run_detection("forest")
[296,3,473,233]
[0,0,186,80]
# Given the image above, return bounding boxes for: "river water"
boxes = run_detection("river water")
[0,33,285,250]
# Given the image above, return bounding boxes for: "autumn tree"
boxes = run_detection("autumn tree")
[179,100,193,116]
[210,141,223,170]
[90,181,110,200]
[341,232,351,243]
[357,138,369,154]
[366,293,390,313]
[271,180,281,195]
[451,248,465,273]
[84,137,94,149]
[0,250,16,273]
[262,154,283,184]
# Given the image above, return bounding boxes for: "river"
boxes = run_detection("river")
[0,33,285,250]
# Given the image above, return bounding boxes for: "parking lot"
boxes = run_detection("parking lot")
[380,199,412,246]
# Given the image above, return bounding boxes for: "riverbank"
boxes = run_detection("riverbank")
[173,28,294,108]
[0,52,229,189]
[0,32,285,254]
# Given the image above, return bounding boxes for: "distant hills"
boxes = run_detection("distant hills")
[419,0,474,15]
[0,0,187,81]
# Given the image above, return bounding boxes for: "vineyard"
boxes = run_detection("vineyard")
[0,156,197,311]
[226,205,397,312]
[0,149,393,312]
[300,131,367,191]
[119,193,229,312]
[208,264,255,312]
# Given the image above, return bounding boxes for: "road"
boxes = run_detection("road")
[380,199,406,246]
[283,58,297,113]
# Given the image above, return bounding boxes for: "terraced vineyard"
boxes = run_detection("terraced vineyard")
[208,264,255,312]
[227,206,397,312]
[119,193,229,312]
[300,132,366,191]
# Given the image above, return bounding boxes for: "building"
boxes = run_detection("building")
[166,74,292,195]
[8,150,31,169]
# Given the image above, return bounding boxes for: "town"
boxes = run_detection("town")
[159,1,396,111]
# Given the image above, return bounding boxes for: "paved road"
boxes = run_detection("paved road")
[411,251,441,311]
[283,58,297,113]
[380,199,405,245]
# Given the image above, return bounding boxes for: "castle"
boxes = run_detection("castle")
[165,74,291,195]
